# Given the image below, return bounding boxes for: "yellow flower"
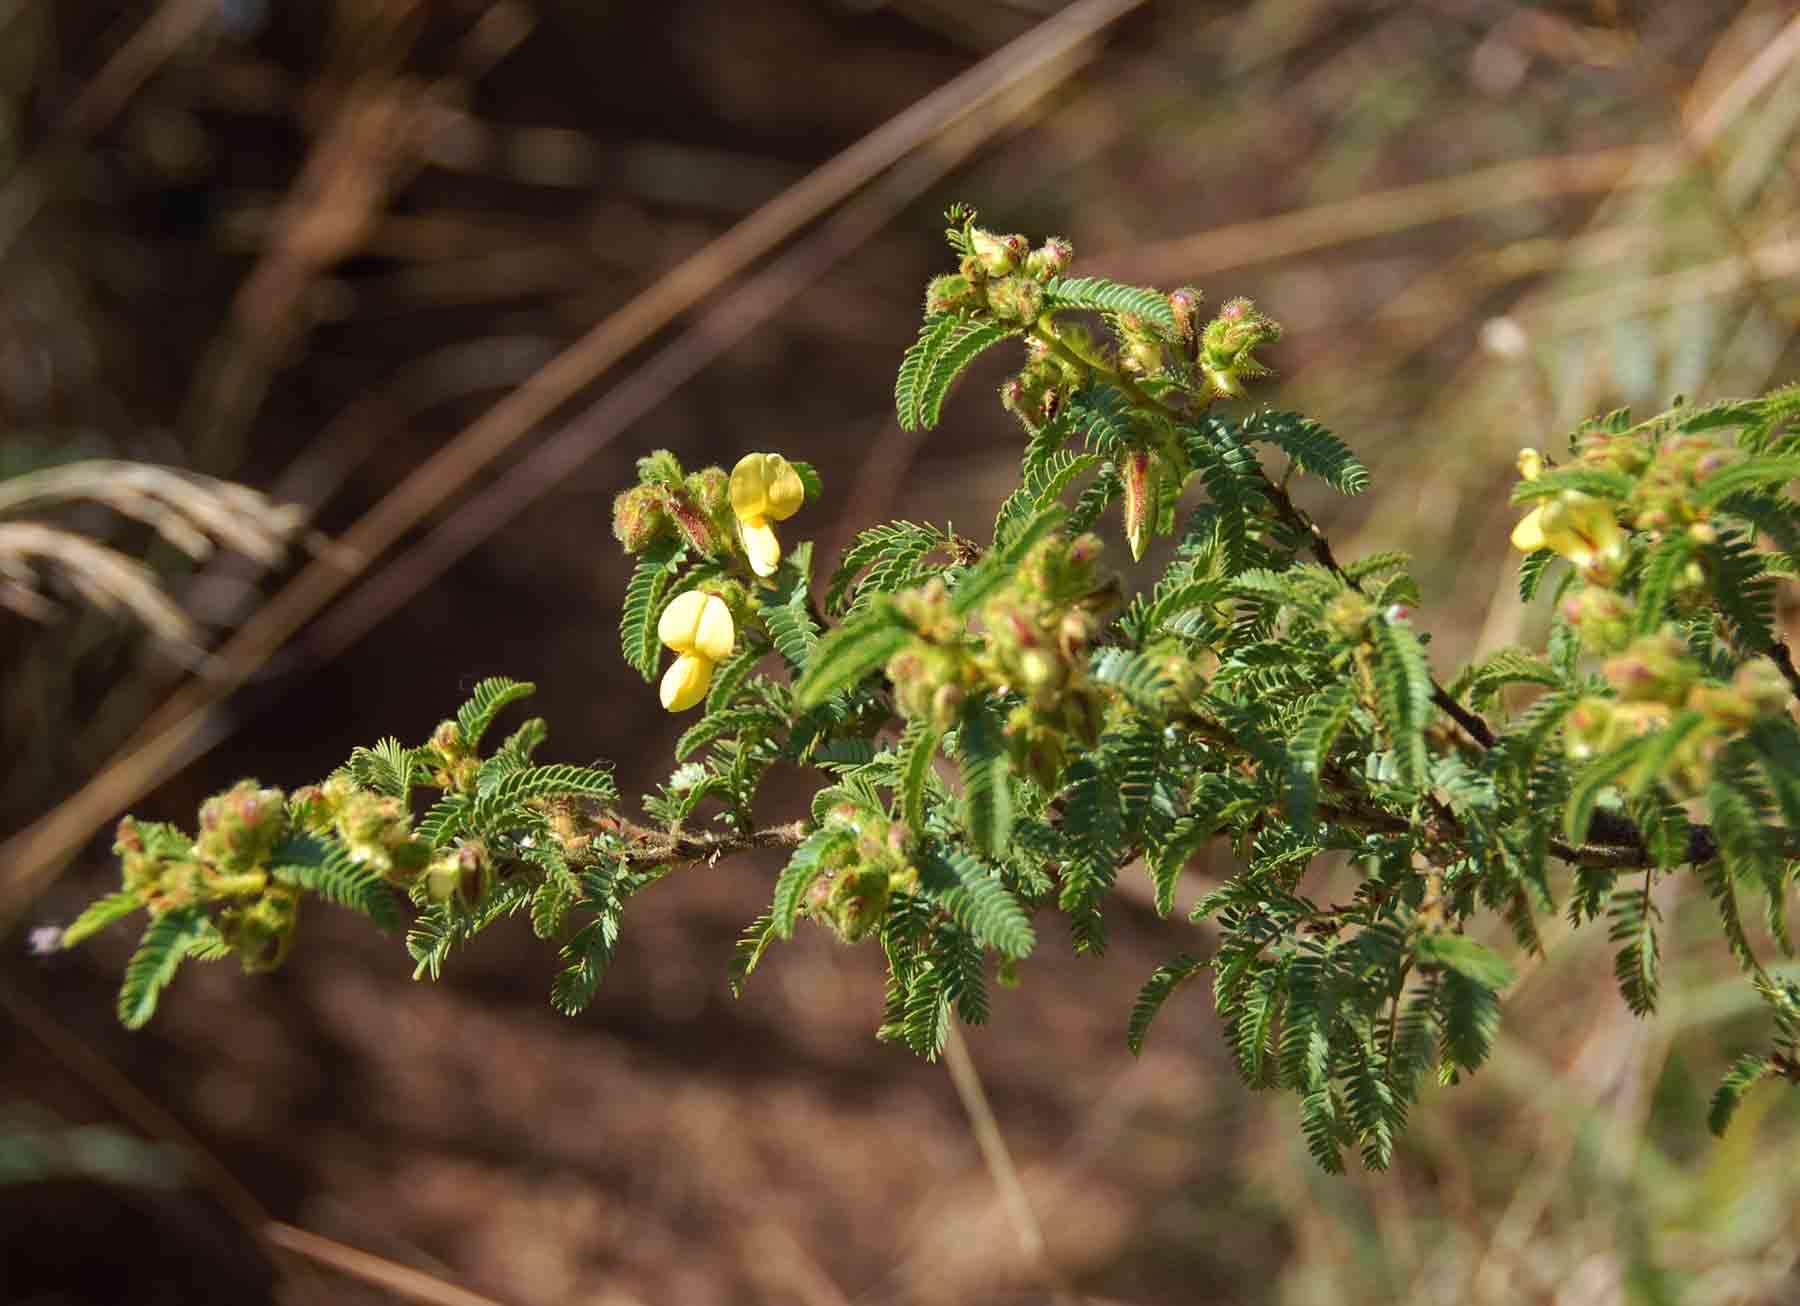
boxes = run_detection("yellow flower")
[1512,490,1626,583]
[657,590,735,712]
[730,452,806,578]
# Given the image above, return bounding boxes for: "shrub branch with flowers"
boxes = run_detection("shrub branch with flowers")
[58,205,1800,1171]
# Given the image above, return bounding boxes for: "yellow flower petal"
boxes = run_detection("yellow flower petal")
[658,589,710,653]
[693,593,736,661]
[1516,448,1543,481]
[740,518,782,577]
[660,652,713,712]
[763,456,805,522]
[1510,506,1546,553]
[730,453,772,521]
[660,590,735,658]
[731,451,807,524]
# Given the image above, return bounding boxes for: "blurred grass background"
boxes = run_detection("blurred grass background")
[3,1,1800,1302]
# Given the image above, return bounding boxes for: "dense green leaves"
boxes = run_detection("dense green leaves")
[793,609,911,710]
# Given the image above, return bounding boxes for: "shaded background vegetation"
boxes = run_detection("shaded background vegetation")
[4,1,1800,1302]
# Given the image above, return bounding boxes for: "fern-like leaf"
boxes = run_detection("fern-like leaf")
[455,677,537,749]
[771,826,853,938]
[267,833,402,930]
[959,700,1014,856]
[1241,410,1369,495]
[117,908,208,1029]
[794,608,911,710]
[60,891,145,949]
[917,845,1035,959]
[1368,617,1433,789]
[1285,686,1355,829]
[1709,1052,1777,1136]
[619,538,683,681]
[1127,953,1203,1054]
[1043,275,1178,336]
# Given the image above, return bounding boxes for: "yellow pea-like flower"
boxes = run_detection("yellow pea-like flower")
[730,452,806,577]
[1510,506,1547,553]
[660,653,713,713]
[1513,490,1626,582]
[1510,448,1548,552]
[657,591,736,711]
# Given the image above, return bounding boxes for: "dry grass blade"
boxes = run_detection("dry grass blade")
[264,1223,514,1306]
[0,0,1149,931]
[0,521,199,648]
[0,460,306,565]
[1108,145,1666,282]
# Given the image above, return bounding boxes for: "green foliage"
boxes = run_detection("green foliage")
[1042,275,1178,336]
[1127,953,1202,1054]
[117,909,209,1029]
[65,211,1800,1175]
[620,538,683,680]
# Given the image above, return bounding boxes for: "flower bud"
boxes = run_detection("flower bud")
[1687,683,1756,732]
[688,466,730,518]
[826,865,892,943]
[984,275,1045,323]
[1023,236,1073,281]
[665,494,716,556]
[1733,658,1791,716]
[925,273,980,316]
[968,228,1017,275]
[1560,585,1634,654]
[1603,630,1697,705]
[196,780,287,872]
[1122,450,1156,561]
[612,485,670,552]
[1167,287,1202,341]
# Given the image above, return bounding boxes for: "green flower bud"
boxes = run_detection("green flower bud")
[227,885,299,972]
[968,228,1018,275]
[1560,586,1634,654]
[1734,658,1791,717]
[195,780,287,873]
[826,865,891,943]
[984,275,1045,323]
[612,484,670,553]
[926,273,981,315]
[1323,592,1376,642]
[1603,630,1697,705]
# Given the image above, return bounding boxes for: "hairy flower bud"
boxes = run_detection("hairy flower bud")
[1023,235,1073,281]
[984,275,1044,323]
[925,273,980,316]
[968,227,1018,276]
[1603,630,1697,705]
[612,484,670,552]
[1122,450,1156,561]
[1166,286,1203,341]
[1560,585,1634,654]
[196,780,287,872]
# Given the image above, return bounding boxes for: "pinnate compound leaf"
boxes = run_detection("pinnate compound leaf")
[1128,953,1203,1054]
